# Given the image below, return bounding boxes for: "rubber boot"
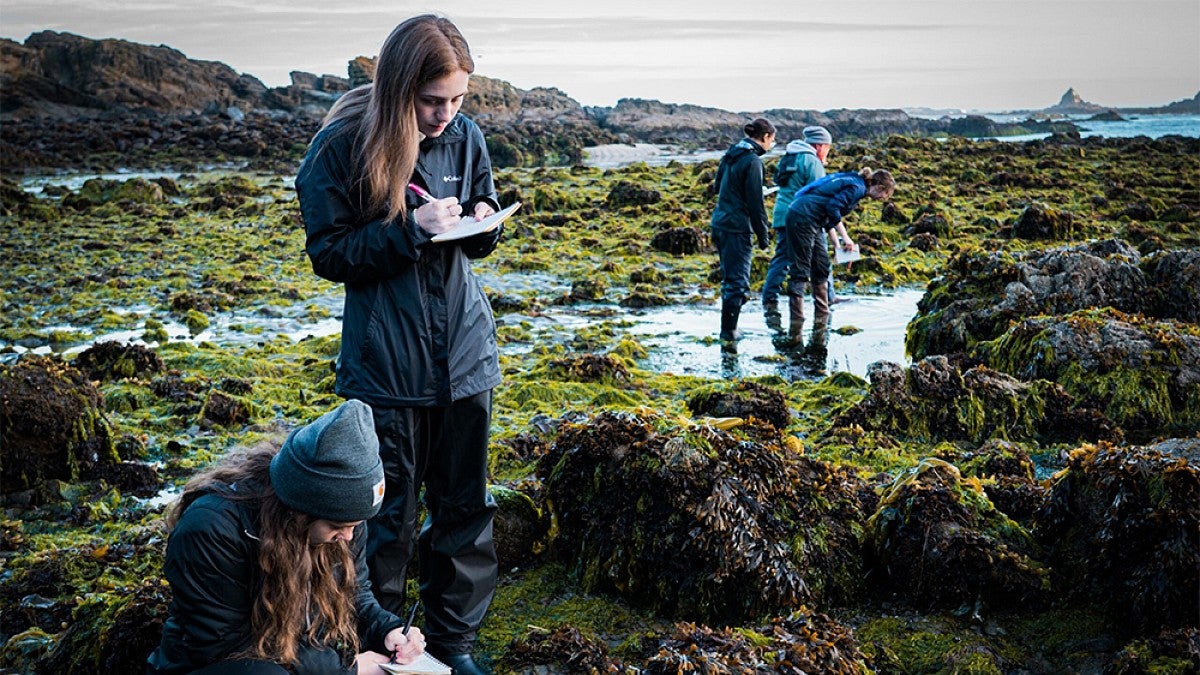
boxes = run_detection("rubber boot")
[719,300,742,343]
[787,293,805,339]
[812,280,831,320]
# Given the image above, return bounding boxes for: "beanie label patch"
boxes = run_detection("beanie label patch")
[372,479,385,507]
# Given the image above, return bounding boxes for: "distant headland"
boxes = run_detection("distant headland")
[2,30,1197,172]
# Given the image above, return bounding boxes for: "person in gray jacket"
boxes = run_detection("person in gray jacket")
[147,400,426,675]
[762,126,832,321]
[294,15,498,675]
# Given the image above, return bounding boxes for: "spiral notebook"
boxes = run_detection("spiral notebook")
[378,652,451,674]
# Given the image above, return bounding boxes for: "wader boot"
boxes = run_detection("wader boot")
[787,293,805,340]
[719,300,743,343]
[812,280,831,321]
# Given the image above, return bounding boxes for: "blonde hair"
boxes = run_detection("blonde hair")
[860,167,896,199]
[171,440,360,668]
[322,15,474,224]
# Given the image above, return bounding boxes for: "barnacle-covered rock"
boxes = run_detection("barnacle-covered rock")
[906,240,1149,359]
[643,610,867,674]
[72,341,164,382]
[0,355,118,494]
[975,308,1200,436]
[866,458,1049,612]
[837,357,1117,444]
[1141,249,1200,323]
[1034,439,1200,636]
[537,411,872,623]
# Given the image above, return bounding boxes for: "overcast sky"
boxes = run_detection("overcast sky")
[3,0,1197,112]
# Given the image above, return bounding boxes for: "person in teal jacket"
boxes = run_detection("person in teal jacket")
[709,117,776,344]
[762,126,832,319]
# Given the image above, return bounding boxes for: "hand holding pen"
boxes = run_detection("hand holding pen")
[383,603,425,665]
[407,182,462,235]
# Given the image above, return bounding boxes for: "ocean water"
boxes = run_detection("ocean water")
[982,113,1200,142]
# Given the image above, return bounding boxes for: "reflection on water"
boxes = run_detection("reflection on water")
[4,281,924,381]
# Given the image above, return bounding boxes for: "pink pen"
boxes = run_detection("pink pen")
[406,182,436,203]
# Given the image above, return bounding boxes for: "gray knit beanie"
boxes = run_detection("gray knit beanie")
[270,400,385,522]
[803,125,833,145]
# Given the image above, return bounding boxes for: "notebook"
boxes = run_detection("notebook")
[430,202,521,242]
[378,652,452,674]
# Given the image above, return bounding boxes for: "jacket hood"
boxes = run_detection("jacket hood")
[786,140,816,156]
[730,137,766,158]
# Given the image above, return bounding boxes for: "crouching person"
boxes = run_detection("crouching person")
[148,400,426,675]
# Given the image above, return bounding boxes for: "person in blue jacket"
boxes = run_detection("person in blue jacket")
[762,125,832,321]
[710,117,776,345]
[294,15,497,675]
[785,167,896,335]
[148,400,427,675]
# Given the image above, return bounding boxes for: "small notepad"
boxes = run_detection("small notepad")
[430,202,521,242]
[834,247,862,265]
[379,651,452,674]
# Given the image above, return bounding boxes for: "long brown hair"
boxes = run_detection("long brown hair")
[321,14,475,224]
[170,439,360,667]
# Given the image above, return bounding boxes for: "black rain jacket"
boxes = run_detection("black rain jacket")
[710,137,770,239]
[147,488,403,674]
[296,114,502,408]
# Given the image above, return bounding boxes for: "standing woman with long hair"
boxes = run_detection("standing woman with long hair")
[294,14,500,674]
[710,117,775,346]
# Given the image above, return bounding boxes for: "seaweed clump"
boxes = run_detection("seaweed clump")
[643,610,867,674]
[866,458,1048,613]
[537,411,872,623]
[687,380,792,431]
[72,340,164,381]
[0,354,117,494]
[1034,439,1200,637]
[649,226,708,255]
[499,624,624,673]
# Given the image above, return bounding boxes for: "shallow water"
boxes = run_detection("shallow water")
[6,284,922,381]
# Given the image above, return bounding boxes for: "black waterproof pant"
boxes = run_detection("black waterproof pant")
[712,227,753,305]
[785,216,832,291]
[365,390,498,656]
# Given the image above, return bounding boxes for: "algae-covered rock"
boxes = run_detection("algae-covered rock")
[975,308,1200,436]
[644,611,867,674]
[837,357,1116,445]
[72,340,165,382]
[606,180,661,208]
[649,226,708,255]
[1034,439,1200,636]
[0,355,118,494]
[1010,202,1075,240]
[686,380,792,431]
[490,485,548,571]
[537,411,872,623]
[906,240,1149,359]
[1108,627,1200,674]
[866,458,1049,612]
[499,624,623,672]
[39,580,170,673]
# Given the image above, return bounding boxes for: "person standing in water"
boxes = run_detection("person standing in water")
[295,14,500,675]
[710,117,776,347]
[785,167,895,336]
